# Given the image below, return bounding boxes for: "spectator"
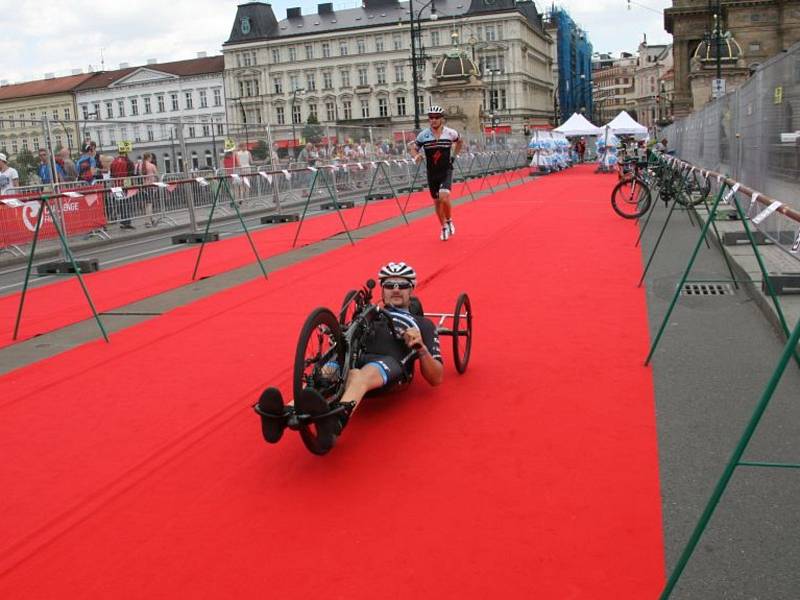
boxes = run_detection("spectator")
[57,148,77,180]
[237,142,252,169]
[576,137,587,163]
[270,143,280,166]
[297,142,317,166]
[655,138,668,152]
[140,152,159,227]
[37,148,66,184]
[75,144,98,183]
[109,145,136,229]
[222,148,239,172]
[0,153,20,195]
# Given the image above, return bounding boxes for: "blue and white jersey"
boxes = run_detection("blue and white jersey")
[415,126,460,178]
[365,305,442,363]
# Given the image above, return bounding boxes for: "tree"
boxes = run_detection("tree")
[251,140,268,161]
[302,115,324,145]
[13,148,39,186]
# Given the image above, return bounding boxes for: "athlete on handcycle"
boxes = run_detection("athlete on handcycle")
[256,262,444,454]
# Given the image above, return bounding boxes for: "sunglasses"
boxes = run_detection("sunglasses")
[382,281,413,290]
[428,115,442,119]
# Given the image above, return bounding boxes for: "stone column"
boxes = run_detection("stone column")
[672,39,693,117]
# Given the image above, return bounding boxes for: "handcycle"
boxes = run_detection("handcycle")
[254,278,473,455]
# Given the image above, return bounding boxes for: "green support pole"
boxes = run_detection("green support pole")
[659,317,800,599]
[644,182,729,365]
[13,197,45,340]
[192,178,224,281]
[453,157,476,202]
[637,186,684,288]
[223,177,269,281]
[292,168,354,248]
[402,160,424,213]
[358,162,408,228]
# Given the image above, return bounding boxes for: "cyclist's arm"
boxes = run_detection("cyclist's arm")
[454,136,464,158]
[406,321,443,386]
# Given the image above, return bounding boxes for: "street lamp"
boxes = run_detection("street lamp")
[290,88,305,158]
[408,0,438,130]
[237,98,249,150]
[485,68,501,128]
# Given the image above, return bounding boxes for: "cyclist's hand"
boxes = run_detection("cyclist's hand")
[414,154,423,164]
[403,327,423,350]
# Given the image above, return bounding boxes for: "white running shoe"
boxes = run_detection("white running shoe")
[446,220,455,236]
[440,226,449,241]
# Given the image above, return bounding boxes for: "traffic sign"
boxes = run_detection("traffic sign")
[711,78,726,98]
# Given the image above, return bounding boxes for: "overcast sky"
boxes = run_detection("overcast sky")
[3,0,672,84]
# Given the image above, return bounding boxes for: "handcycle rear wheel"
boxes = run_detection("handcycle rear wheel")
[452,293,472,374]
[611,176,651,219]
[293,308,346,454]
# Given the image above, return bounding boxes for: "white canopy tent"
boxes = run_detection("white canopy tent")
[603,111,648,139]
[554,112,602,136]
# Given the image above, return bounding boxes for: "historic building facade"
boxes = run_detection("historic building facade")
[74,56,226,171]
[222,0,554,143]
[665,0,800,116]
[0,73,93,159]
[592,53,637,125]
[632,40,673,129]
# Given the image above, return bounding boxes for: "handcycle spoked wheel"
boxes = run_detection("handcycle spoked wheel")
[452,293,473,374]
[611,177,651,219]
[339,289,359,325]
[293,307,346,455]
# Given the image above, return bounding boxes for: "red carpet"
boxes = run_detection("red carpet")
[0,165,664,598]
[0,169,526,348]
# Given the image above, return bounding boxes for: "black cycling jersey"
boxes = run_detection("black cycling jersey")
[415,126,460,180]
[363,305,442,370]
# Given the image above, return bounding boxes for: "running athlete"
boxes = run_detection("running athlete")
[410,106,464,241]
[257,262,443,452]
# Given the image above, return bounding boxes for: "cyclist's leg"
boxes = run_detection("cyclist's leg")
[429,178,446,225]
[438,169,454,223]
[346,355,407,411]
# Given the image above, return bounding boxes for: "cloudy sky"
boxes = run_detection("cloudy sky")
[4,0,672,84]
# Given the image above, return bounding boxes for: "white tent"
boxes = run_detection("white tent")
[604,111,648,138]
[554,112,602,136]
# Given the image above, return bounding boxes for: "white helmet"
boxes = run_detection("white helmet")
[427,105,445,116]
[378,262,417,287]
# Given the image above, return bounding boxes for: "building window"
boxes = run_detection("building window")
[357,38,366,54]
[326,101,336,121]
[217,123,224,135]
[358,67,369,86]
[340,70,350,87]
[192,152,199,169]
[292,104,301,124]
[64,108,71,120]
[276,105,285,125]
[393,34,402,50]
[272,48,281,63]
[144,97,152,114]
[202,123,210,137]
[273,76,283,94]
[243,52,252,67]
[378,97,388,117]
[81,105,89,120]
[290,74,300,91]
[199,90,208,108]
[52,109,58,120]
[185,92,193,109]
[147,126,154,141]
[396,96,406,116]
[361,100,369,118]
[11,140,17,153]
[171,93,179,111]
[306,73,317,91]
[343,100,352,120]
[309,103,318,120]
[213,88,222,106]
[288,47,297,62]
[322,42,331,58]
[305,44,314,60]
[157,95,166,112]
[205,150,213,168]
[749,41,761,52]
[375,36,384,52]
[105,101,113,119]
[416,94,424,116]
[323,71,333,89]
[431,30,440,46]
[340,40,349,56]
[394,64,405,82]
[130,98,139,116]
[376,65,386,84]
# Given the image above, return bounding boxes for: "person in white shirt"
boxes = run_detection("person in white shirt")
[0,153,20,195]
[236,143,252,169]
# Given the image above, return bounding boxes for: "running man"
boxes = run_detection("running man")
[410,106,464,241]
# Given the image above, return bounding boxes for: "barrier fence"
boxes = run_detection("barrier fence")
[661,41,800,215]
[0,148,530,258]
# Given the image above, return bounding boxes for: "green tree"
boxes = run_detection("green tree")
[302,115,324,145]
[251,140,268,161]
[13,148,39,186]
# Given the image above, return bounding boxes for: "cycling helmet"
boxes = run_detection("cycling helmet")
[378,262,417,287]
[427,105,445,116]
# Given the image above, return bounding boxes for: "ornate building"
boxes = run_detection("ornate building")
[222,0,554,143]
[665,0,800,116]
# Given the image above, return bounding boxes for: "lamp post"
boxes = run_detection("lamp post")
[485,68,501,129]
[237,98,249,150]
[290,88,305,158]
[408,0,438,130]
[210,116,218,169]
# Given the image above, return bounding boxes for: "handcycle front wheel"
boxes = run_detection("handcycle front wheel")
[339,289,359,325]
[611,176,652,219]
[452,293,472,374]
[293,307,346,454]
